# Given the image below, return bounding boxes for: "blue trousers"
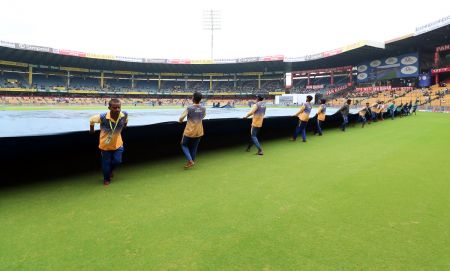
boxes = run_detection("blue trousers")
[181,136,201,162]
[341,115,349,131]
[390,109,395,119]
[248,126,262,151]
[314,119,323,135]
[293,121,308,141]
[101,146,124,181]
[359,115,367,127]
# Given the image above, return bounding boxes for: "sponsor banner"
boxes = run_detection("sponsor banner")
[170,92,193,96]
[342,41,367,52]
[68,90,100,94]
[160,72,184,76]
[191,59,214,64]
[355,86,413,92]
[116,56,144,63]
[0,40,16,48]
[240,72,263,76]
[0,60,28,67]
[357,52,419,82]
[213,58,238,64]
[283,56,307,62]
[303,53,324,61]
[114,70,134,75]
[143,58,167,63]
[431,67,450,74]
[15,43,52,53]
[213,92,239,95]
[269,91,285,95]
[322,49,342,57]
[293,66,352,75]
[0,87,36,92]
[54,49,87,57]
[60,66,89,72]
[86,53,116,60]
[436,44,450,52]
[203,73,224,76]
[415,15,450,36]
[306,84,324,90]
[237,57,259,63]
[326,85,348,95]
[166,59,191,64]
[277,96,294,104]
[260,55,284,61]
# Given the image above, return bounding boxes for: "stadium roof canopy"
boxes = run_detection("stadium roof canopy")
[0,21,449,74]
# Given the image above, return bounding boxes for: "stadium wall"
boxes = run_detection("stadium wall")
[0,112,361,186]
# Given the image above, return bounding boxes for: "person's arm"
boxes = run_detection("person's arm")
[244,104,257,118]
[89,115,101,133]
[179,109,188,123]
[294,105,305,117]
[123,115,128,129]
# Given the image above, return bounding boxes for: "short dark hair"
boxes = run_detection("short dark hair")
[193,92,202,103]
[306,95,313,102]
[347,99,352,104]
[109,98,121,107]
[320,99,326,104]
[256,95,264,101]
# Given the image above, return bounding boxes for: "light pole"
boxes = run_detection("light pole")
[203,10,221,60]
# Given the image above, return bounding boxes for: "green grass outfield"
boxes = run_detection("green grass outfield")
[1,112,449,270]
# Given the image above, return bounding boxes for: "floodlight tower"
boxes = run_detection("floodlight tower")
[203,10,221,60]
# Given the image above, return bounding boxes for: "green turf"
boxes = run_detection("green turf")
[1,112,449,270]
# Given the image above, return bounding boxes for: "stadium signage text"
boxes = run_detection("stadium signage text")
[415,15,450,36]
[436,44,450,52]
[431,67,450,74]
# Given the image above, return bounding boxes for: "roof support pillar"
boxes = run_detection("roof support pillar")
[66,71,70,88]
[100,72,104,89]
[158,74,161,91]
[28,66,33,86]
[257,74,261,90]
[210,75,213,91]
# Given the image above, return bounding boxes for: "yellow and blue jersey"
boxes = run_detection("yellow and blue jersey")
[248,101,266,128]
[90,111,128,151]
[317,104,327,121]
[180,104,206,137]
[296,102,312,122]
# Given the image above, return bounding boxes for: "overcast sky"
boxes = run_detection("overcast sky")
[1,0,449,59]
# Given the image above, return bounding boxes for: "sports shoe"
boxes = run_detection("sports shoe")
[257,150,264,155]
[184,160,195,169]
[103,180,110,186]
[302,139,307,142]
